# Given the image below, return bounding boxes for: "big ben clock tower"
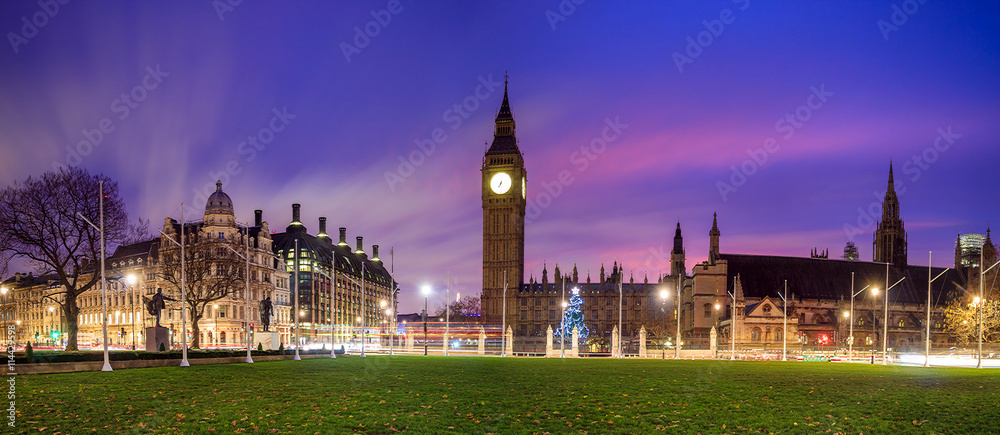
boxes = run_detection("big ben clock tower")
[482,76,526,325]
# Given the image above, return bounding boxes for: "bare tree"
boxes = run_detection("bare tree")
[0,168,144,351]
[156,231,244,349]
[639,299,676,346]
[434,295,481,323]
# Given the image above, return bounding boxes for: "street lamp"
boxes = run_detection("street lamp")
[560,297,569,359]
[156,202,190,367]
[778,280,788,361]
[501,270,508,357]
[421,285,430,356]
[126,274,137,350]
[222,224,254,364]
[847,272,872,359]
[879,274,906,365]
[727,286,736,360]
[924,252,950,367]
[976,246,1000,368]
[77,180,114,371]
[213,304,219,349]
[659,289,668,359]
[48,306,54,346]
[380,300,388,350]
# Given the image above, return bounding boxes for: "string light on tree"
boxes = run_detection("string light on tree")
[555,287,589,344]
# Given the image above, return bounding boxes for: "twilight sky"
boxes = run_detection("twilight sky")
[1,1,998,313]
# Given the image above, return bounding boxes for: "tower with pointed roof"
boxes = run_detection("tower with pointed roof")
[873,162,907,269]
[481,74,527,325]
[671,221,686,277]
[709,213,721,264]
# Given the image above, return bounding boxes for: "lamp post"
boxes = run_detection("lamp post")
[222,224,254,364]
[675,272,682,360]
[360,263,367,358]
[778,280,788,361]
[977,250,1000,369]
[156,203,190,367]
[727,286,736,360]
[213,304,219,349]
[48,306,54,346]
[847,276,872,359]
[126,274,137,350]
[923,252,950,367]
[617,269,623,359]
[385,306,394,355]
[380,300,387,350]
[501,271,507,357]
[77,180,114,371]
[0,287,8,341]
[876,274,906,365]
[445,271,450,357]
[422,285,430,356]
[659,289,668,359]
[293,239,300,361]
[559,280,566,358]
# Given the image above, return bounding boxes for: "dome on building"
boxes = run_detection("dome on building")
[205,180,234,215]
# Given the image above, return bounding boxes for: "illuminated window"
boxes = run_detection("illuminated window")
[898,319,904,327]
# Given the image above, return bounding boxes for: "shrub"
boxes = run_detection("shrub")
[159,343,166,352]
[257,343,263,352]
[25,342,33,362]
[278,343,284,352]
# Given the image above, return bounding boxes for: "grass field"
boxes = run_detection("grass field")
[16,356,1000,434]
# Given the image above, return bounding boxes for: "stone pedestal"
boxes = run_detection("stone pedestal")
[571,326,580,357]
[255,331,281,351]
[639,326,647,358]
[478,326,486,356]
[611,326,620,358]
[405,330,415,352]
[146,326,169,352]
[710,326,718,355]
[504,326,513,356]
[545,325,554,357]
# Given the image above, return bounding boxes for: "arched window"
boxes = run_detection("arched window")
[898,319,905,327]
[751,328,761,343]
[703,304,712,318]
[775,329,783,341]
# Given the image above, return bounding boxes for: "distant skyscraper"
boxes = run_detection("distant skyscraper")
[955,229,996,269]
[873,162,907,269]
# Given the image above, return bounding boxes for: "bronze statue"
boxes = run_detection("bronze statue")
[259,296,273,332]
[143,288,177,327]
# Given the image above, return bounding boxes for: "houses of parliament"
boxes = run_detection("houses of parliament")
[481,80,993,350]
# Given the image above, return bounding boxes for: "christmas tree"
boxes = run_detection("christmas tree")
[555,288,589,345]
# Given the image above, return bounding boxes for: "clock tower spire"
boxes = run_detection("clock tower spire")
[482,73,527,325]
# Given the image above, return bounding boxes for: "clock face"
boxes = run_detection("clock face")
[490,172,512,194]
[521,177,526,199]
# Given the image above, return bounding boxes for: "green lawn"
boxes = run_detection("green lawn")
[17,356,1000,434]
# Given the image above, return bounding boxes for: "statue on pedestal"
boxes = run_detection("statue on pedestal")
[143,288,176,327]
[259,296,274,332]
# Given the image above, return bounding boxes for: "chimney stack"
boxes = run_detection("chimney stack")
[291,204,301,224]
[339,227,347,246]
[372,245,380,261]
[356,236,364,254]
[254,210,262,226]
[318,217,327,235]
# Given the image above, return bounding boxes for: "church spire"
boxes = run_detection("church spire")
[709,213,721,264]
[874,161,907,268]
[494,71,514,133]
